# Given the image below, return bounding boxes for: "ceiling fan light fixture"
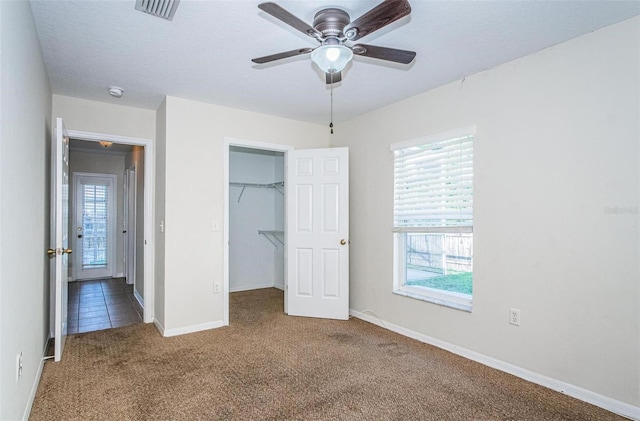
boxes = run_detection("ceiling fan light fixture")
[311,44,353,74]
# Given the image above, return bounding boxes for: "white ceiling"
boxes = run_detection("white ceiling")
[30,0,639,125]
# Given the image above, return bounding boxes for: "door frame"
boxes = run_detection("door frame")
[223,137,292,325]
[65,129,154,324]
[72,172,117,280]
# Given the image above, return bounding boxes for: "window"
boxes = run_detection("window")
[81,183,110,270]
[391,127,474,311]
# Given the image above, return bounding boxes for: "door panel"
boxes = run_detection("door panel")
[296,248,313,296]
[322,249,340,298]
[52,118,70,362]
[296,185,313,232]
[287,147,349,320]
[322,184,339,232]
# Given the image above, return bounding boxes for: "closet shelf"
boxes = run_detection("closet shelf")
[230,181,284,202]
[258,230,284,248]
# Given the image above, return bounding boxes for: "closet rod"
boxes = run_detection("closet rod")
[230,181,284,202]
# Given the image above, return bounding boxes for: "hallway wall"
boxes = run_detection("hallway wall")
[53,95,156,140]
[0,2,53,419]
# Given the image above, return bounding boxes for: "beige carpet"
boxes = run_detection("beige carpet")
[31,288,622,420]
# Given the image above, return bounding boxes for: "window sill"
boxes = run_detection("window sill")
[393,288,473,313]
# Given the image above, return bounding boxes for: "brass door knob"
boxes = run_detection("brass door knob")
[64,249,72,254]
[46,249,56,256]
[340,239,347,245]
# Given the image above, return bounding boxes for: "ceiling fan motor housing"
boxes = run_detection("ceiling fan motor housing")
[313,8,350,38]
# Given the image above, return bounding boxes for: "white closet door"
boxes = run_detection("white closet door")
[286,147,349,320]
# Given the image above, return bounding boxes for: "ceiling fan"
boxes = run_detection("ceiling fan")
[252,0,416,84]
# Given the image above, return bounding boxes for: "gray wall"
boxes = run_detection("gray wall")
[0,1,53,419]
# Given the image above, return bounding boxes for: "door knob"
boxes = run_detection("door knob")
[64,249,72,254]
[77,234,83,238]
[46,249,56,256]
[340,239,347,245]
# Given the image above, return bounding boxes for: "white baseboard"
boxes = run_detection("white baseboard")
[274,283,284,291]
[152,318,165,336]
[23,335,50,421]
[115,272,124,278]
[349,309,640,421]
[133,289,144,307]
[229,282,276,293]
[159,320,224,338]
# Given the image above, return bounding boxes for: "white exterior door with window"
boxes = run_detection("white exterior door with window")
[286,147,349,320]
[73,173,117,280]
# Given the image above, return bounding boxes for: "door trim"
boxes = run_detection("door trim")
[72,172,117,280]
[66,129,155,324]
[223,137,293,326]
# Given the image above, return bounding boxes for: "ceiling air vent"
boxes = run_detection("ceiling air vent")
[134,0,180,21]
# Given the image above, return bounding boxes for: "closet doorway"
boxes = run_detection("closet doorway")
[223,139,292,325]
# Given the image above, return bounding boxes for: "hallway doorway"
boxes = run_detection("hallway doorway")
[50,127,154,345]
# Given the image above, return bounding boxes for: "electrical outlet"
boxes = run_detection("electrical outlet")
[16,352,23,380]
[509,308,521,326]
[213,282,221,293]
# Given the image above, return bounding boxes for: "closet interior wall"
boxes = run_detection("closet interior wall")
[229,147,285,292]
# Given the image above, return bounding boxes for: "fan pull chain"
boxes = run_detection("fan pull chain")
[329,74,334,134]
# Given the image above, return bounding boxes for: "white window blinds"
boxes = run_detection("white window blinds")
[82,184,109,269]
[392,128,474,231]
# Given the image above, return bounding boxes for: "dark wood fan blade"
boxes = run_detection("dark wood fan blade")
[325,71,342,84]
[258,2,322,39]
[352,44,416,64]
[344,0,411,41]
[252,48,314,64]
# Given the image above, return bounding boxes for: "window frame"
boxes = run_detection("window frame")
[390,127,475,312]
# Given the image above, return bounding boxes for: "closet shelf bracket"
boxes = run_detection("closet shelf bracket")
[258,230,284,248]
[237,186,247,203]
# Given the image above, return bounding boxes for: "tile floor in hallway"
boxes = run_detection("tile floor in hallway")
[68,278,143,334]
